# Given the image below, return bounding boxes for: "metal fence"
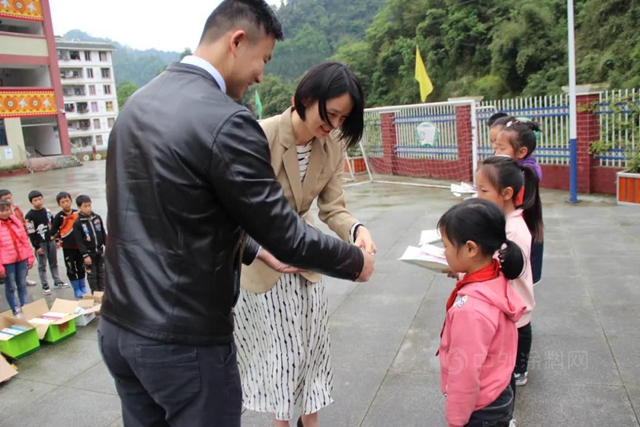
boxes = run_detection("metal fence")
[597,88,639,168]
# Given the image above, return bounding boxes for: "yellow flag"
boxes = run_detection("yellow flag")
[415,46,433,102]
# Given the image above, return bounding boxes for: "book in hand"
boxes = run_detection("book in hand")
[451,182,477,198]
[399,244,448,273]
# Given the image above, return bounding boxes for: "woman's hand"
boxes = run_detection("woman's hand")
[258,249,306,274]
[355,226,377,255]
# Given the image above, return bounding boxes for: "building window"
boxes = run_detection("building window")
[108,118,115,128]
[86,68,94,79]
[0,120,7,146]
[106,101,114,112]
[104,85,112,95]
[70,51,80,60]
[64,103,75,113]
[84,51,91,61]
[101,68,110,79]
[93,119,101,130]
[57,50,63,60]
[95,135,104,146]
[74,87,85,96]
[99,52,108,61]
[91,102,99,112]
[89,85,96,95]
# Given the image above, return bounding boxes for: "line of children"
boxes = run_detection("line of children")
[0,200,35,316]
[438,198,526,427]
[0,188,106,314]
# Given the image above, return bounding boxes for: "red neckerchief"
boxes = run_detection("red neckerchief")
[440,259,501,340]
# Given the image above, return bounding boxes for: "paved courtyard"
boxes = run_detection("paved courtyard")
[1,161,639,426]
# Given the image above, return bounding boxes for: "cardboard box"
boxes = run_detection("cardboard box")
[0,354,18,383]
[83,291,104,303]
[74,300,102,327]
[0,316,40,359]
[22,299,80,344]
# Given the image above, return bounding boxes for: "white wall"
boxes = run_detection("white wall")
[23,125,60,156]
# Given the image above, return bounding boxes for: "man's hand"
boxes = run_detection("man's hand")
[258,249,306,274]
[356,248,375,282]
[36,248,44,255]
[355,226,377,255]
[84,257,92,266]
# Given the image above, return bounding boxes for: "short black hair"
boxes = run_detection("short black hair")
[56,192,72,204]
[438,198,525,280]
[502,120,540,159]
[199,0,284,44]
[490,115,515,129]
[293,61,365,149]
[0,200,11,211]
[0,189,11,198]
[487,112,509,127]
[76,195,92,207]
[28,190,43,202]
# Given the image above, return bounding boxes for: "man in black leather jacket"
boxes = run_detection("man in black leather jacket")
[98,1,375,426]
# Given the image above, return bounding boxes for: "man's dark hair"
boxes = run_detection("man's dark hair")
[199,0,284,44]
[0,189,11,198]
[487,112,509,127]
[294,62,365,150]
[56,191,72,204]
[76,195,92,207]
[28,190,43,202]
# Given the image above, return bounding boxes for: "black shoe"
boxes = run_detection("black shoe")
[297,417,303,427]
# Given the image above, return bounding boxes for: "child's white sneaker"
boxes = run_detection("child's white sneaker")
[514,371,528,386]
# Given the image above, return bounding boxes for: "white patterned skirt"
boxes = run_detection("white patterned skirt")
[233,274,333,421]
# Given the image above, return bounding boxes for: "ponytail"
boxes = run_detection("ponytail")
[520,164,544,242]
[498,239,525,280]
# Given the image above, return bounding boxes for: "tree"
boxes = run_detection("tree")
[117,82,138,109]
[179,47,193,60]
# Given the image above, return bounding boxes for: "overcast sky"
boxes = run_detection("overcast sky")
[49,0,281,52]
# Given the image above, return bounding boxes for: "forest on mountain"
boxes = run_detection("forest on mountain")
[66,0,640,116]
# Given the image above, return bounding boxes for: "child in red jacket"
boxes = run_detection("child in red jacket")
[0,200,35,315]
[437,198,526,427]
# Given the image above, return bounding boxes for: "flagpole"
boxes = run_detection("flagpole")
[567,0,579,203]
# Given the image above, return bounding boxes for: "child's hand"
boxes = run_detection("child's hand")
[27,263,34,270]
[56,241,62,249]
[84,257,92,266]
[441,268,457,279]
[0,271,5,279]
[36,248,44,255]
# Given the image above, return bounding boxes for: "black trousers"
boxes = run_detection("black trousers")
[63,247,86,281]
[465,384,514,427]
[98,318,242,427]
[87,253,105,292]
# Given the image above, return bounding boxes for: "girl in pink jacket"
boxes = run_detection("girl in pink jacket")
[437,198,526,427]
[476,156,542,391]
[0,200,35,315]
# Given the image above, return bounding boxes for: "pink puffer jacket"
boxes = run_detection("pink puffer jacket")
[0,214,35,275]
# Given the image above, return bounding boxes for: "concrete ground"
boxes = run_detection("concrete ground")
[1,161,639,426]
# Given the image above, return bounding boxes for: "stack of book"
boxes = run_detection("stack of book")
[0,326,30,341]
[399,229,449,273]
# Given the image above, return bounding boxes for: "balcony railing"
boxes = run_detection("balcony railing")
[0,0,43,22]
[0,88,57,118]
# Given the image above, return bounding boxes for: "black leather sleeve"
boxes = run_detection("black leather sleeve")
[243,235,260,265]
[209,111,364,281]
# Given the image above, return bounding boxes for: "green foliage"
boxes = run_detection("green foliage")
[116,82,138,109]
